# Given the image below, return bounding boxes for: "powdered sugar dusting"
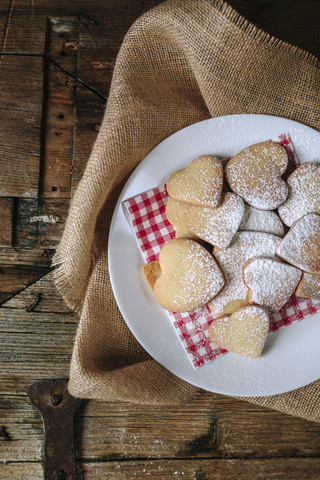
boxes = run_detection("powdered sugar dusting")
[240,205,284,237]
[244,257,302,313]
[278,163,320,226]
[208,305,269,358]
[154,239,225,312]
[167,155,223,208]
[296,272,320,300]
[276,213,320,273]
[225,142,288,210]
[209,232,280,316]
[184,192,245,248]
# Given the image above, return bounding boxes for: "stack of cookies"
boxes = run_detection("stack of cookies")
[142,141,320,358]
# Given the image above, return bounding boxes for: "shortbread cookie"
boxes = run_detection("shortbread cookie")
[278,163,320,227]
[225,141,288,210]
[239,205,284,237]
[166,155,223,208]
[243,257,302,313]
[208,305,269,358]
[296,272,320,300]
[142,260,161,290]
[208,232,279,316]
[276,213,320,274]
[153,238,225,312]
[165,198,198,239]
[183,192,245,249]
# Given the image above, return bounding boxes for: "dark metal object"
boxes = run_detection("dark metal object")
[26,293,41,312]
[28,379,81,480]
[0,426,11,441]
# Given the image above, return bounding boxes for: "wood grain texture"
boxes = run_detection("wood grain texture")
[81,459,320,480]
[0,55,42,197]
[3,458,320,480]
[1,274,320,472]
[1,1,320,479]
[2,271,71,312]
[40,18,78,199]
[0,247,54,267]
[14,198,69,248]
[0,197,13,246]
[0,274,76,394]
[2,393,320,463]
[0,267,50,305]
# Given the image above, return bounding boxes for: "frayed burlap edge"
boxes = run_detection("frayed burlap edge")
[52,0,320,418]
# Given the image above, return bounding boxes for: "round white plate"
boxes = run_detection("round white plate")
[108,114,320,397]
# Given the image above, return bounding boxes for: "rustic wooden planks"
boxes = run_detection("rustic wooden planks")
[2,270,71,312]
[2,454,320,479]
[1,273,320,472]
[40,18,78,199]
[0,267,50,304]
[0,197,13,245]
[0,55,42,198]
[5,458,320,480]
[81,459,320,480]
[1,1,320,479]
[2,393,320,463]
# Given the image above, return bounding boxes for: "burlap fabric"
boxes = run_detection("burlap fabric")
[53,0,320,421]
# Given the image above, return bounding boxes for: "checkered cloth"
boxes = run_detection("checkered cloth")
[123,134,320,368]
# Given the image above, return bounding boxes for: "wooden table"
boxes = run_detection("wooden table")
[1,1,320,478]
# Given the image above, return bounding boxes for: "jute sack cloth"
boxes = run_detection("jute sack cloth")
[53,0,320,422]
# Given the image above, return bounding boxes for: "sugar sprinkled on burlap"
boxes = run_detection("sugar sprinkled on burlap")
[53,0,320,421]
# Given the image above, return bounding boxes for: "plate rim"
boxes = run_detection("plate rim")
[108,113,320,397]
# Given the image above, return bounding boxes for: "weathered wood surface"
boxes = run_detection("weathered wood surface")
[0,54,42,198]
[1,274,320,478]
[4,458,320,480]
[0,198,12,246]
[1,1,320,479]
[3,388,320,462]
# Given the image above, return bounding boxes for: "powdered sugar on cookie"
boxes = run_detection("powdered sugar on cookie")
[243,256,302,313]
[209,231,280,316]
[278,163,320,227]
[167,155,223,208]
[154,238,225,312]
[276,213,320,274]
[208,305,269,358]
[183,192,245,249]
[296,271,320,300]
[225,142,288,210]
[240,205,284,237]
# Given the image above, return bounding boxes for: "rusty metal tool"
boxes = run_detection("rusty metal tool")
[28,379,82,480]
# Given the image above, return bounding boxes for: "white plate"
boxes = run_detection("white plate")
[108,114,320,397]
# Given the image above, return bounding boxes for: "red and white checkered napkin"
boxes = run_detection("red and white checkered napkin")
[123,133,320,368]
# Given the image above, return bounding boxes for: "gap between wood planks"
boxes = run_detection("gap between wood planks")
[2,445,320,464]
[78,454,320,462]
[0,269,52,306]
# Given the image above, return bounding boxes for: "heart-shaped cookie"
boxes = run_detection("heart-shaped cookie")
[183,192,245,249]
[208,231,280,317]
[208,305,269,358]
[276,213,320,274]
[243,257,302,313]
[153,238,225,312]
[239,204,284,237]
[225,141,288,210]
[296,272,320,300]
[167,155,223,208]
[278,163,320,227]
[165,198,198,239]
